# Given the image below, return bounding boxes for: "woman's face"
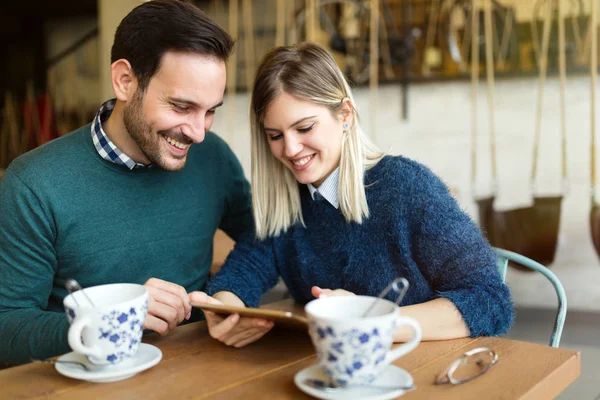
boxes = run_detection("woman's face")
[262,92,351,187]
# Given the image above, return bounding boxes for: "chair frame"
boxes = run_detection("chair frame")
[494,247,567,348]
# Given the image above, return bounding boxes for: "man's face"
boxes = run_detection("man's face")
[123,52,226,171]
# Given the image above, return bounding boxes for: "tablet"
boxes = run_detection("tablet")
[191,301,308,328]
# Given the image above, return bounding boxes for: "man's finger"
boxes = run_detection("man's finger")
[144,314,169,336]
[148,298,180,331]
[146,278,191,316]
[148,288,186,324]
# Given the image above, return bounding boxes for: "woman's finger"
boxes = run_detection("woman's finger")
[225,325,272,347]
[209,313,240,339]
[233,329,273,348]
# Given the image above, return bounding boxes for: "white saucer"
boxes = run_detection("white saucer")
[55,343,162,383]
[294,364,414,400]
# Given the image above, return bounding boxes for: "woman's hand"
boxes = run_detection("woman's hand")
[189,292,274,348]
[311,286,356,298]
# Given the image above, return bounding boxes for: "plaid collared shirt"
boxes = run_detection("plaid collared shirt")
[91,99,148,170]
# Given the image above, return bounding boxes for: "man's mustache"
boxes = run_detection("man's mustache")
[158,130,193,145]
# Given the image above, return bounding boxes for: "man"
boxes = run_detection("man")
[0,0,253,364]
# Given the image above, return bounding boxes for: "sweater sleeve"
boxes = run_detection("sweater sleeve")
[0,170,71,364]
[407,163,514,337]
[205,233,280,308]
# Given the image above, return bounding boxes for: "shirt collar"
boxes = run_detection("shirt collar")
[91,99,149,170]
[307,167,339,209]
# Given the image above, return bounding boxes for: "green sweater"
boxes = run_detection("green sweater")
[0,125,252,364]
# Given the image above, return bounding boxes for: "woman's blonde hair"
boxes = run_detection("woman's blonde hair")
[250,42,384,239]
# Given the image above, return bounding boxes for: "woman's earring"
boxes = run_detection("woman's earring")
[343,123,349,129]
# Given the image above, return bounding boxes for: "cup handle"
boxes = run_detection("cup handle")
[384,316,422,364]
[68,316,103,360]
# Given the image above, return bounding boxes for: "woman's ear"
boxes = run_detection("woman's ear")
[110,59,137,102]
[340,97,354,128]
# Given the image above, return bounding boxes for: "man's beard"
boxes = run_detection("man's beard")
[123,91,189,172]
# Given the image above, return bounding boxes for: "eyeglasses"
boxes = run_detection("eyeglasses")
[435,347,498,385]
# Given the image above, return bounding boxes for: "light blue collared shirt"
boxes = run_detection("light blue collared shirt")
[307,168,339,209]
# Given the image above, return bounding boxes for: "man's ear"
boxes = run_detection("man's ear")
[111,59,137,101]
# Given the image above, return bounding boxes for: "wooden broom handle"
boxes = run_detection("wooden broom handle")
[557,0,568,182]
[581,0,595,64]
[242,0,256,91]
[276,0,286,47]
[378,4,395,80]
[305,0,317,42]
[369,0,380,138]
[531,0,552,184]
[591,0,598,195]
[471,0,480,187]
[530,0,546,69]
[461,1,473,72]
[288,0,297,45]
[226,0,239,135]
[6,93,20,160]
[495,5,514,68]
[569,0,584,61]
[422,0,440,75]
[483,0,497,181]
[25,80,41,153]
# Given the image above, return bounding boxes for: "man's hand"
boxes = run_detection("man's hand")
[143,278,192,336]
[190,292,274,348]
[311,286,356,298]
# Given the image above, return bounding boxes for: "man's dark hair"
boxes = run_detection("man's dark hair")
[111,0,234,91]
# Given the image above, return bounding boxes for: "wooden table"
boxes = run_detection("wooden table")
[1,300,580,399]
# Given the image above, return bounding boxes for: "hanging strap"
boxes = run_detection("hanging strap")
[591,0,598,201]
[531,1,552,188]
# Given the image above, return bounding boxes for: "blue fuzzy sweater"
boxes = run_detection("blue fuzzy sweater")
[207,156,514,336]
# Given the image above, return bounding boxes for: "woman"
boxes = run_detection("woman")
[191,43,513,348]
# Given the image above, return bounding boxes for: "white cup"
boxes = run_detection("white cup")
[63,283,148,365]
[305,295,421,387]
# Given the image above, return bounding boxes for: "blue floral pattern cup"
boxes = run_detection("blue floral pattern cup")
[305,295,421,387]
[64,283,148,365]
